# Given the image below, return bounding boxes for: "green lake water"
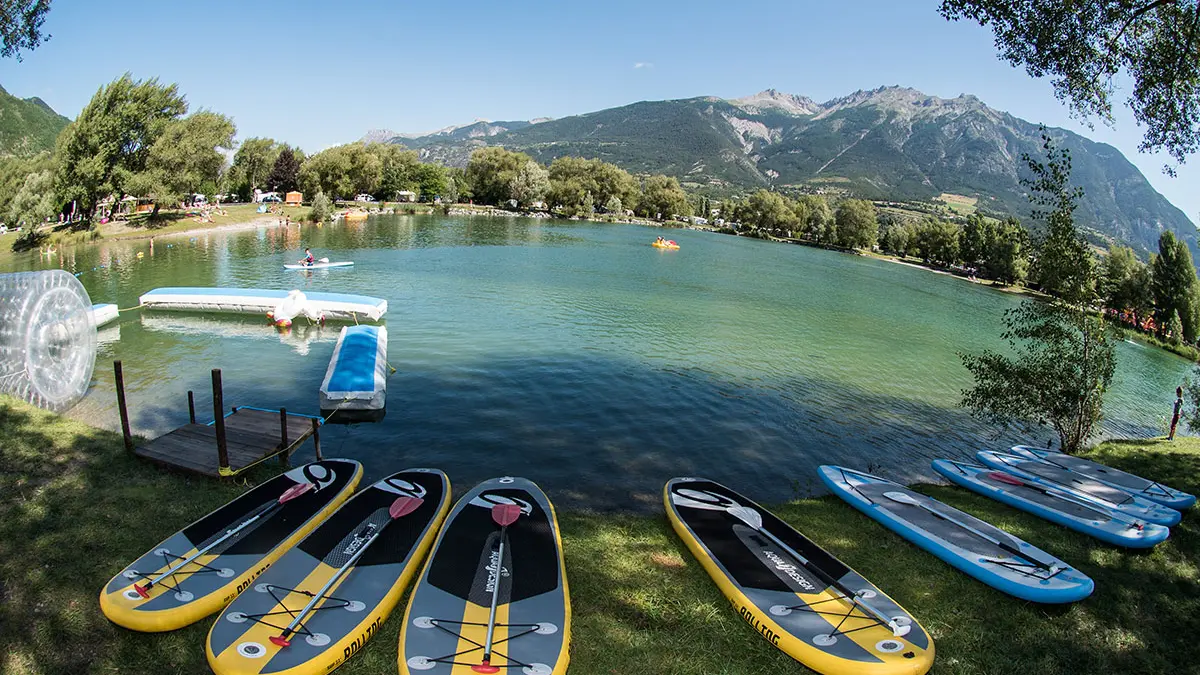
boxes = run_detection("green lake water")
[4,215,1191,510]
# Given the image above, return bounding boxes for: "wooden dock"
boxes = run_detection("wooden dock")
[116,362,322,478]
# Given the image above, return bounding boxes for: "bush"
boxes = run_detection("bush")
[308,191,331,223]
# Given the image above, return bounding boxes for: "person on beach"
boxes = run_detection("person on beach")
[1169,386,1184,440]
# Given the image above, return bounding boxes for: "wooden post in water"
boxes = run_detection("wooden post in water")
[279,407,289,466]
[311,418,322,460]
[114,361,133,453]
[187,391,196,424]
[212,369,229,473]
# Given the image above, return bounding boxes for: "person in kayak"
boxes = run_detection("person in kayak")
[301,248,315,266]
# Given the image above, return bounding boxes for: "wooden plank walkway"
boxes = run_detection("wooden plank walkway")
[134,408,319,477]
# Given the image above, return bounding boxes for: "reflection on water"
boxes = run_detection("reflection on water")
[4,215,1192,511]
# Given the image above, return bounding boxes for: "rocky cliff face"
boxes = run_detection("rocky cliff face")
[378,86,1196,257]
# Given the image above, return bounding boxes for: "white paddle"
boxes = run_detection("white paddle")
[987,472,1147,530]
[881,491,1060,573]
[270,495,424,647]
[725,505,910,638]
[473,503,523,674]
[135,481,314,598]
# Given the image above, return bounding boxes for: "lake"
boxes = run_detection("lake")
[4,215,1191,511]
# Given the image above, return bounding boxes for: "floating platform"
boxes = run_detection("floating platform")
[91,303,119,327]
[320,325,387,422]
[139,287,387,322]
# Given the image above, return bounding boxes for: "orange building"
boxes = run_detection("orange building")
[285,191,303,206]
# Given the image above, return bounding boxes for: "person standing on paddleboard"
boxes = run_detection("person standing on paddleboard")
[1169,386,1184,440]
[301,248,314,267]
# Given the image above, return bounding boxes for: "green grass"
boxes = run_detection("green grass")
[3,395,1198,674]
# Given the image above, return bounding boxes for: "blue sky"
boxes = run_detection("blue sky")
[2,0,1196,223]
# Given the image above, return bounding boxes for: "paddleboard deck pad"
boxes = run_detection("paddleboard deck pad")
[207,469,451,675]
[1009,445,1195,510]
[665,478,934,675]
[101,460,363,632]
[976,450,1180,526]
[932,459,1169,549]
[399,477,570,675]
[821,465,1095,602]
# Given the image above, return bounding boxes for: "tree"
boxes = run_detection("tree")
[940,0,1200,171]
[123,111,236,215]
[915,218,961,265]
[960,213,994,265]
[55,74,188,222]
[267,146,301,193]
[603,195,623,216]
[229,138,280,197]
[508,160,549,208]
[982,217,1030,285]
[743,190,798,235]
[1100,245,1156,327]
[798,195,834,243]
[299,147,353,199]
[1151,230,1200,340]
[371,144,422,200]
[834,199,878,249]
[466,147,530,205]
[308,191,331,223]
[8,169,54,251]
[637,175,691,220]
[1168,309,1186,344]
[1024,129,1094,305]
[415,163,448,201]
[444,167,466,204]
[1,0,51,60]
[960,301,1115,454]
[546,157,639,215]
[879,220,913,256]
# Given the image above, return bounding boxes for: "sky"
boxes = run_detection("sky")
[2,0,1196,224]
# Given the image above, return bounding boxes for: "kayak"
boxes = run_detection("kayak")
[207,469,450,675]
[820,465,1095,602]
[399,477,570,675]
[652,241,680,249]
[976,450,1181,526]
[665,478,934,675]
[284,262,354,270]
[101,460,363,632]
[1009,445,1195,510]
[933,459,1169,549]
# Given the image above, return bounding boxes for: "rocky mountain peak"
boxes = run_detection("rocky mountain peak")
[731,89,821,116]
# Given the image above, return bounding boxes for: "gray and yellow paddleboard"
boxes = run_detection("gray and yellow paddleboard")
[399,477,570,675]
[666,478,934,675]
[101,459,363,632]
[207,469,451,675]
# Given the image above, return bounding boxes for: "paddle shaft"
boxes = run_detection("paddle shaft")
[995,471,1138,521]
[277,522,388,641]
[752,522,900,632]
[1023,452,1172,499]
[142,500,283,590]
[481,527,508,662]
[994,456,1131,508]
[887,491,1056,571]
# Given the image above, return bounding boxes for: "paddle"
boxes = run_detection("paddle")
[134,481,314,598]
[473,503,523,674]
[881,491,1060,573]
[270,496,424,648]
[986,471,1144,529]
[991,454,1134,507]
[725,505,910,638]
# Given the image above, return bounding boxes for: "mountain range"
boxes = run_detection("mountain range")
[0,84,69,156]
[374,87,1198,259]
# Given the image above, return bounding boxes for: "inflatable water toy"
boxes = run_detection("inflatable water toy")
[207,469,450,675]
[399,477,570,675]
[976,450,1180,526]
[666,477,934,673]
[91,303,119,327]
[344,211,368,222]
[140,287,387,322]
[320,325,387,417]
[652,240,680,249]
[1008,445,1195,510]
[100,460,363,632]
[822,465,1096,601]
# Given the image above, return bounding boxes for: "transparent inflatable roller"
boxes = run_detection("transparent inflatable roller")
[0,270,96,411]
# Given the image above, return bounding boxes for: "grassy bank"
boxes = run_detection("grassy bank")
[2,396,1197,674]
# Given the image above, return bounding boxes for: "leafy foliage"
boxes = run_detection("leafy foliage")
[961,301,1116,453]
[940,0,1200,171]
[124,111,235,211]
[0,0,51,60]
[228,137,280,198]
[508,160,549,208]
[466,147,530,205]
[1151,230,1200,340]
[267,147,302,193]
[834,199,878,249]
[308,191,331,223]
[1023,129,1094,305]
[636,175,692,221]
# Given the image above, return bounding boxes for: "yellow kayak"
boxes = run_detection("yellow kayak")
[652,241,680,249]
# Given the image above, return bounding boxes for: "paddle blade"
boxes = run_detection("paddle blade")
[471,663,500,674]
[279,482,315,503]
[133,583,150,599]
[492,503,522,527]
[727,505,763,530]
[269,635,291,648]
[389,496,423,519]
[882,490,921,506]
[989,472,1024,486]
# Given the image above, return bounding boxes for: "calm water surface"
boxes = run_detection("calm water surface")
[5,215,1190,511]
